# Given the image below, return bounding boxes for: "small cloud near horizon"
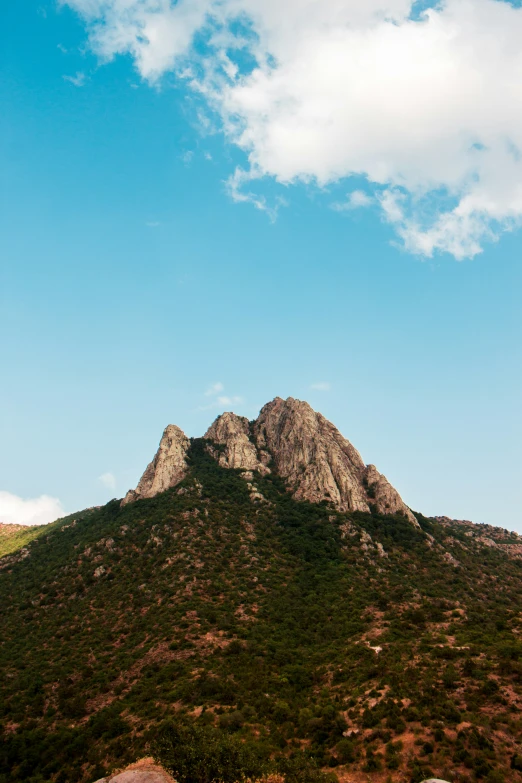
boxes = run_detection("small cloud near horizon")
[311,382,331,391]
[200,382,243,410]
[216,395,243,407]
[99,472,116,491]
[0,491,65,527]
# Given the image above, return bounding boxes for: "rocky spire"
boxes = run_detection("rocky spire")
[204,412,270,474]
[121,425,190,506]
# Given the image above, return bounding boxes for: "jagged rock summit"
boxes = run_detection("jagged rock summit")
[122,425,190,506]
[123,397,417,524]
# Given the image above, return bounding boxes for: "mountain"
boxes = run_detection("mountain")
[1,398,522,783]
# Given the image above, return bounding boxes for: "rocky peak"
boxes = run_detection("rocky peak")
[252,397,416,523]
[122,397,417,525]
[121,425,190,506]
[254,397,370,512]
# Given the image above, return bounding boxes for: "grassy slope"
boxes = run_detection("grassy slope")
[0,510,101,559]
[0,525,50,559]
[1,441,521,783]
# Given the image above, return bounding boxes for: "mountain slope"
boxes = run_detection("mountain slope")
[1,437,522,783]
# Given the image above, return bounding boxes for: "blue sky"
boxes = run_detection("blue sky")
[1,0,521,529]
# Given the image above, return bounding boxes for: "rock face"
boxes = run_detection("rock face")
[254,398,417,524]
[122,397,417,525]
[121,425,190,506]
[363,463,418,526]
[254,397,370,512]
[204,412,269,474]
[94,759,175,782]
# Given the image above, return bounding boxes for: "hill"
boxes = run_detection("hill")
[1,400,522,783]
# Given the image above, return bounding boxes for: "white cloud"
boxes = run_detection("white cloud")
[332,190,374,212]
[146,220,161,227]
[311,382,331,391]
[198,394,244,410]
[63,71,87,87]
[99,472,116,490]
[180,150,194,165]
[0,492,65,527]
[205,381,224,396]
[62,0,522,258]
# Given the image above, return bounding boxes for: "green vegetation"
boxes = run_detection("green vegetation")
[1,440,521,783]
[0,509,99,559]
[0,524,53,559]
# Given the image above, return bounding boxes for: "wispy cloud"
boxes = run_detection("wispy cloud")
[205,382,224,397]
[200,383,243,410]
[146,220,161,228]
[199,395,244,411]
[226,167,286,223]
[216,395,243,406]
[99,472,116,491]
[311,382,331,391]
[0,491,65,527]
[63,71,87,87]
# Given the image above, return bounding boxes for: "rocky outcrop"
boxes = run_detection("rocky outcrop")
[254,397,371,512]
[121,425,189,506]
[363,464,418,526]
[94,759,175,782]
[203,397,416,523]
[204,412,269,474]
[122,397,416,525]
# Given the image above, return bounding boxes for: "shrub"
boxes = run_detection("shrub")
[153,721,266,783]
